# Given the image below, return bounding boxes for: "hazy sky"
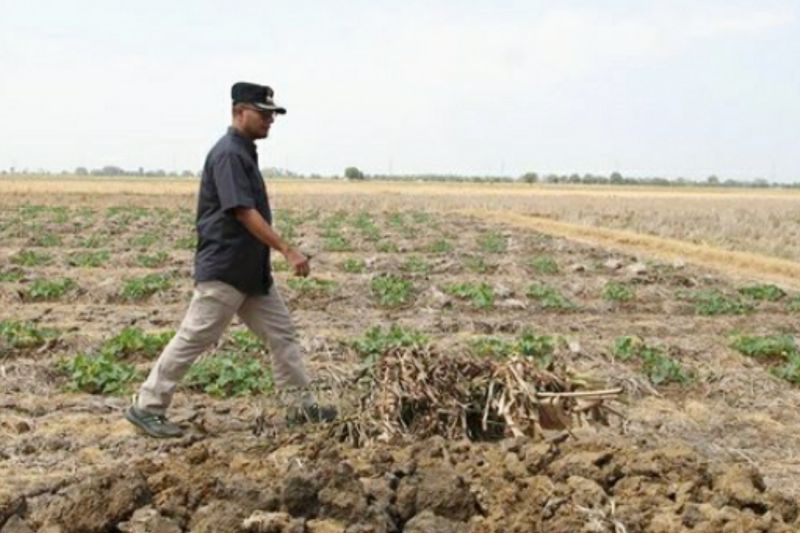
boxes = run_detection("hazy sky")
[1,1,798,181]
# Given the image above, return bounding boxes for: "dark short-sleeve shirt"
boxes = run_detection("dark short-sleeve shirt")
[194,127,273,294]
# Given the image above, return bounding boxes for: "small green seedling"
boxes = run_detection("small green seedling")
[529,256,559,275]
[444,282,495,309]
[59,352,141,395]
[120,273,173,301]
[101,327,174,359]
[185,354,273,397]
[526,283,575,310]
[611,336,691,386]
[25,278,77,301]
[370,275,413,307]
[738,284,786,302]
[341,258,366,274]
[287,277,337,296]
[603,281,635,302]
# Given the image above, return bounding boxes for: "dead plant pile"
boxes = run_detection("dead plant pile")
[333,348,621,446]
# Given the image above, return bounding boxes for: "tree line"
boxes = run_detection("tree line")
[2,166,797,189]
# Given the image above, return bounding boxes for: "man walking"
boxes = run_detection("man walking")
[125,81,335,438]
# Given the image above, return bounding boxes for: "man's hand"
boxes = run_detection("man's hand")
[233,208,312,277]
[285,248,310,277]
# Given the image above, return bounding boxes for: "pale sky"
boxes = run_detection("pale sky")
[1,1,798,181]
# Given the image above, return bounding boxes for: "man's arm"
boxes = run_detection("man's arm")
[234,207,310,277]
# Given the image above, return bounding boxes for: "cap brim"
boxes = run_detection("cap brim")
[253,102,287,114]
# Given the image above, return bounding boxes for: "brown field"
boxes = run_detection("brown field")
[2,178,800,532]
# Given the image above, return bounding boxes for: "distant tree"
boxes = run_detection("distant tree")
[75,167,88,176]
[609,171,623,184]
[568,173,581,184]
[345,166,365,180]
[181,170,194,177]
[520,172,538,184]
[93,165,124,176]
[706,175,719,185]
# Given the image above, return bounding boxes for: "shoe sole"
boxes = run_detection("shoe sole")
[124,408,183,439]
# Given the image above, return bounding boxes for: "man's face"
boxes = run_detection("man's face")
[238,106,276,139]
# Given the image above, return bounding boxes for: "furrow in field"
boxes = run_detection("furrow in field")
[468,208,800,290]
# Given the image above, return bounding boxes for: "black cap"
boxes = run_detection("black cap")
[231,82,287,114]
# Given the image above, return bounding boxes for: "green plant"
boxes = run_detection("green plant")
[728,333,800,384]
[469,330,557,367]
[788,296,800,313]
[772,356,800,385]
[402,256,430,274]
[11,249,52,267]
[526,283,575,310]
[603,281,635,302]
[611,335,645,361]
[29,233,61,247]
[469,336,515,358]
[227,330,263,354]
[323,232,353,252]
[376,241,399,253]
[350,324,429,360]
[444,282,495,309]
[730,334,796,359]
[120,273,173,301]
[464,255,493,274]
[67,250,109,268]
[1,320,58,354]
[516,330,557,366]
[185,354,273,397]
[352,212,381,241]
[275,211,300,243]
[678,290,753,316]
[428,239,453,254]
[287,277,337,296]
[272,258,290,272]
[58,352,140,395]
[129,232,159,248]
[107,206,150,224]
[20,204,47,217]
[0,268,24,282]
[478,231,506,253]
[738,284,786,302]
[529,256,559,275]
[341,258,366,274]
[25,278,77,301]
[370,275,413,307]
[387,212,407,228]
[321,211,348,231]
[136,251,169,268]
[49,207,70,224]
[78,234,109,249]
[611,336,691,385]
[176,235,197,250]
[100,327,174,359]
[410,211,432,224]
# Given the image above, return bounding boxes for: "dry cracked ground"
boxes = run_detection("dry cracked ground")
[2,194,800,532]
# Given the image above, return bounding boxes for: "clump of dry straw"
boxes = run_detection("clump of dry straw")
[330,347,622,446]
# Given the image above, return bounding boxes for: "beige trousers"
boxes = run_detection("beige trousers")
[136,280,311,415]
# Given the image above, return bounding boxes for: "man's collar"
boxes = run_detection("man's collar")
[227,127,257,152]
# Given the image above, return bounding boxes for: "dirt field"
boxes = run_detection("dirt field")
[2,179,800,532]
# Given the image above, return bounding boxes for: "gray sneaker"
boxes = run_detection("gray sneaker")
[125,405,184,438]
